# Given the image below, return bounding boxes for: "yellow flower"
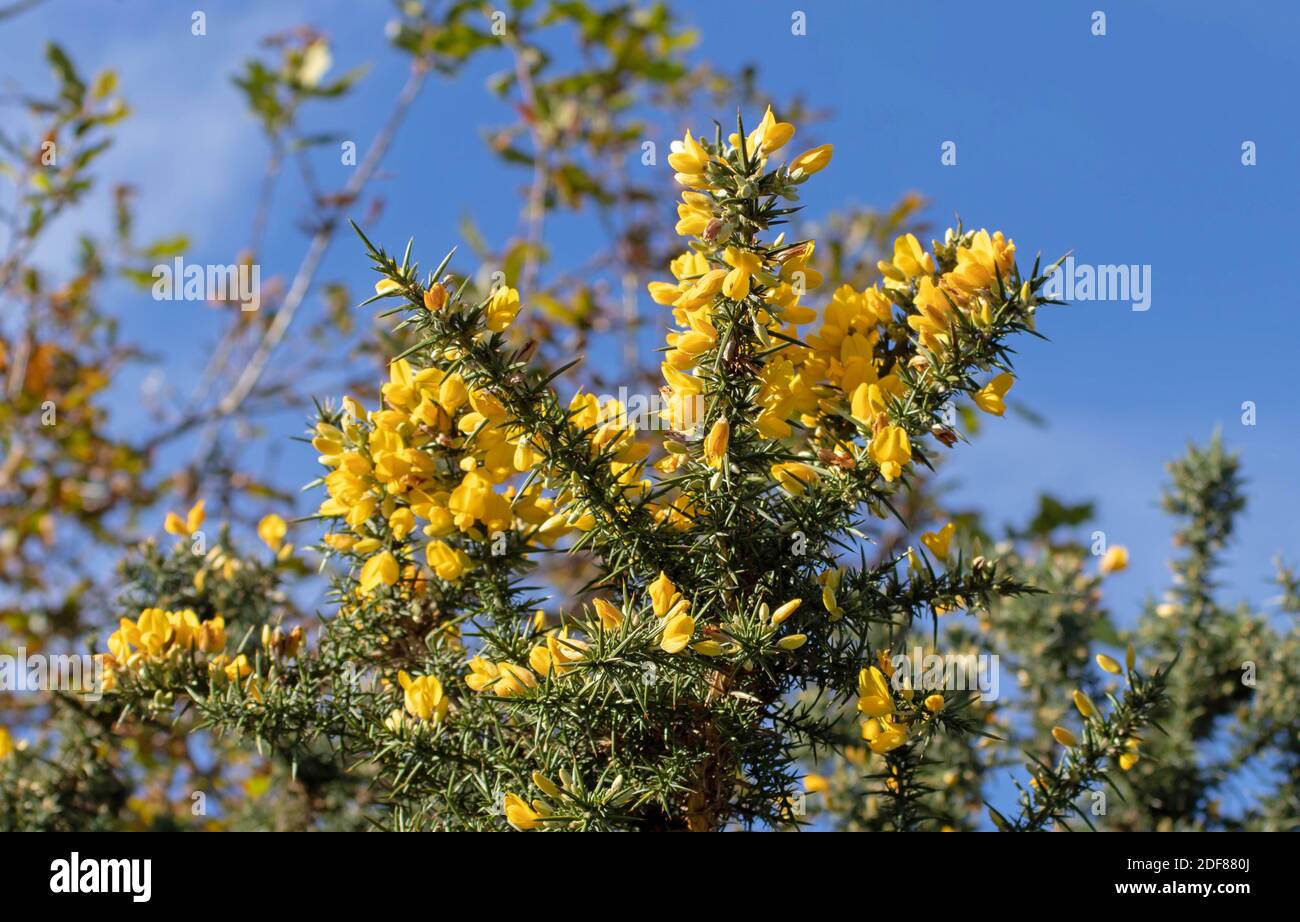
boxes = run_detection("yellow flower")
[742,106,795,156]
[1118,752,1140,772]
[504,793,542,830]
[877,233,934,285]
[592,598,624,630]
[359,551,399,595]
[857,665,894,718]
[257,514,287,551]
[164,499,206,536]
[493,662,538,697]
[673,268,727,311]
[777,633,807,651]
[675,190,713,237]
[423,282,448,312]
[464,656,501,692]
[1096,653,1122,675]
[1051,726,1078,747]
[426,541,472,584]
[868,426,911,482]
[770,598,801,626]
[374,278,402,295]
[803,773,829,794]
[486,286,521,332]
[667,129,710,182]
[920,522,955,560]
[789,144,833,177]
[1100,545,1129,574]
[0,727,13,760]
[722,247,763,301]
[1073,689,1097,719]
[531,772,561,798]
[648,571,681,618]
[703,418,730,469]
[862,716,909,753]
[136,607,173,656]
[973,372,1014,416]
[195,616,226,654]
[398,671,449,723]
[217,653,252,682]
[661,612,695,653]
[388,507,415,541]
[770,461,819,496]
[924,694,945,713]
[546,632,588,674]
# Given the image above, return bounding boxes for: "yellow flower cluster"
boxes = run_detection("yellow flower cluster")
[651,108,1027,491]
[855,651,947,756]
[314,347,566,595]
[102,606,227,690]
[857,660,910,754]
[1051,651,1142,771]
[396,670,449,723]
[328,108,1039,771]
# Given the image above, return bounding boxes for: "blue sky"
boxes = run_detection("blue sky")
[3,0,1297,631]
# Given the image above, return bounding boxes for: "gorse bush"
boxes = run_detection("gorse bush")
[3,7,1297,838]
[28,107,1182,832]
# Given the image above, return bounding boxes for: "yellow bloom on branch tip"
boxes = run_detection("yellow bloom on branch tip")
[531,772,561,798]
[1096,653,1122,675]
[359,551,399,595]
[423,283,448,312]
[868,426,911,482]
[1119,752,1140,772]
[924,694,945,713]
[770,598,801,626]
[1051,726,1078,747]
[857,665,894,718]
[486,286,521,332]
[777,634,807,651]
[920,522,955,560]
[592,598,624,630]
[789,144,833,177]
[704,418,730,469]
[973,373,1014,416]
[878,233,935,284]
[648,571,680,618]
[722,247,762,300]
[257,513,287,551]
[771,461,819,496]
[862,716,908,753]
[397,671,448,723]
[803,773,829,794]
[1073,689,1097,719]
[661,612,695,653]
[1100,545,1129,574]
[0,727,13,760]
[504,793,542,830]
[165,499,206,536]
[667,129,710,180]
[427,541,472,584]
[374,278,401,295]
